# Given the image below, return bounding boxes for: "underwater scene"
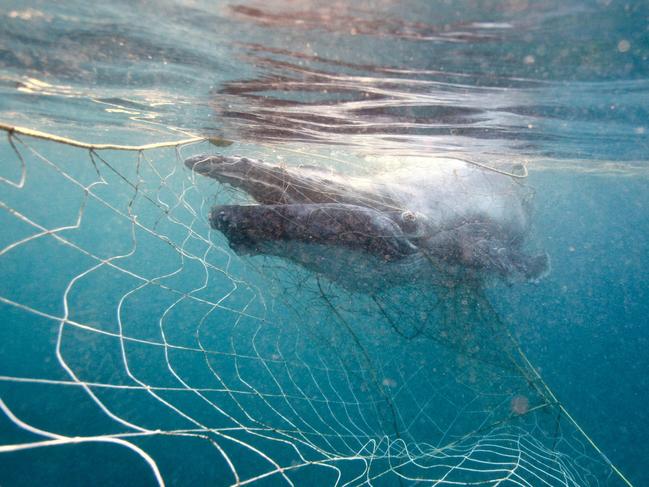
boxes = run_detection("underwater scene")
[0,0,647,485]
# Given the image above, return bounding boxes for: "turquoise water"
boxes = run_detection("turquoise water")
[0,1,648,486]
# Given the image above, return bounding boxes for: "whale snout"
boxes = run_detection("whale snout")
[185,154,256,178]
[184,154,221,173]
[210,207,235,232]
[184,153,208,170]
[209,205,262,252]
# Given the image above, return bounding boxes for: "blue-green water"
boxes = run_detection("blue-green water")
[0,1,647,486]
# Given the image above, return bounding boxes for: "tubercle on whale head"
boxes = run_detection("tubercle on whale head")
[209,205,273,254]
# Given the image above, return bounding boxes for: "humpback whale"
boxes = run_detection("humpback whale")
[185,154,549,292]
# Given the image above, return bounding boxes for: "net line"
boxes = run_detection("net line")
[0,125,628,484]
[0,122,632,486]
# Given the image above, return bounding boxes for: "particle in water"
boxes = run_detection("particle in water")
[511,395,530,415]
[523,55,535,65]
[617,40,631,53]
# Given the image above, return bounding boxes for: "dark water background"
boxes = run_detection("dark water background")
[0,0,648,485]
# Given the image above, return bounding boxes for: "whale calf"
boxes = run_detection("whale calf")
[185,154,549,292]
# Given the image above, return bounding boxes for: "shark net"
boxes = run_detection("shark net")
[0,125,632,486]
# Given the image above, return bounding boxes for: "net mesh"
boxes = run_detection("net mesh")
[0,126,631,486]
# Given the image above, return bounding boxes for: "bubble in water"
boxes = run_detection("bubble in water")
[382,377,397,388]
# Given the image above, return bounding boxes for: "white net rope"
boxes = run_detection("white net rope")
[0,127,630,486]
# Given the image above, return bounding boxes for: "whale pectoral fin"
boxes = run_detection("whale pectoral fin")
[185,154,297,204]
[185,154,398,211]
[210,203,417,260]
[482,246,551,282]
[185,154,348,205]
[515,251,551,282]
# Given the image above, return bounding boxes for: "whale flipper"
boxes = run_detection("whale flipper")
[515,251,551,282]
[185,154,397,211]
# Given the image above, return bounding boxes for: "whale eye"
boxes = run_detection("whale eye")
[401,211,416,223]
[399,211,418,232]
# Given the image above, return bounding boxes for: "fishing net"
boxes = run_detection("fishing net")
[0,125,631,486]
